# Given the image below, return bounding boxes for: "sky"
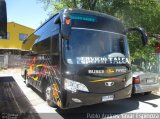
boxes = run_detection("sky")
[6,0,51,29]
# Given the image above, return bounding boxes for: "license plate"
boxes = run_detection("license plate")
[146,79,154,83]
[102,95,114,102]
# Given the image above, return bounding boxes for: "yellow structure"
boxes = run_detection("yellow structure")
[0,22,34,50]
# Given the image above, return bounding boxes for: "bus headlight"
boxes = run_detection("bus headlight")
[64,78,89,93]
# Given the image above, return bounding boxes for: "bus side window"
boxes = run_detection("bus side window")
[33,17,55,54]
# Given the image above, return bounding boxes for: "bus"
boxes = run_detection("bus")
[0,0,7,38]
[22,9,148,109]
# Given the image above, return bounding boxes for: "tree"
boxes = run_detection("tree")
[38,0,160,67]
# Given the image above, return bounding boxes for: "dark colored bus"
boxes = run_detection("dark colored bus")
[22,9,148,109]
[0,0,7,38]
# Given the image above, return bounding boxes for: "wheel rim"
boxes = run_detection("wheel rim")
[46,86,52,101]
[26,77,29,84]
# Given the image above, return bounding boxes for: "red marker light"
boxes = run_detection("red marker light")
[65,18,70,25]
[133,76,140,84]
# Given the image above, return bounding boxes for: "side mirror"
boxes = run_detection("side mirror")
[0,0,7,38]
[126,27,148,46]
[60,9,71,40]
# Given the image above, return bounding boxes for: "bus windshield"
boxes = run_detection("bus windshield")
[63,28,130,65]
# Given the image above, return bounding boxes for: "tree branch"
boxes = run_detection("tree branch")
[72,0,77,8]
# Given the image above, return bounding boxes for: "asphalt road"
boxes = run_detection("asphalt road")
[0,72,160,119]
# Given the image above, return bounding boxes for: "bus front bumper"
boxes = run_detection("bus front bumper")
[62,84,132,109]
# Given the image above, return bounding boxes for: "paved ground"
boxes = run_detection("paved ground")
[0,68,160,119]
[0,76,40,119]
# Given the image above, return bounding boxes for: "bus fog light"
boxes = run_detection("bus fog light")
[72,98,82,103]
[64,79,89,93]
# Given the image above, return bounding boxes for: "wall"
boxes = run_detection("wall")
[0,22,34,50]
[0,22,34,68]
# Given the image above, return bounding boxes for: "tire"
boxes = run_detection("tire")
[24,71,30,87]
[145,91,152,95]
[44,84,57,107]
[24,70,27,80]
[26,77,31,87]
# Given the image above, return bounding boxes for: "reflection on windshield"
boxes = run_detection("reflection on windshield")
[64,28,130,64]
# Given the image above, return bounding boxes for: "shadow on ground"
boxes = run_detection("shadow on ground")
[57,93,160,119]
[130,93,160,108]
[56,97,139,119]
[0,76,40,119]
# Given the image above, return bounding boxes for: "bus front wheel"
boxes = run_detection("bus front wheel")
[45,85,57,107]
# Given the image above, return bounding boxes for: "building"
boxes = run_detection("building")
[0,22,34,49]
[0,22,34,68]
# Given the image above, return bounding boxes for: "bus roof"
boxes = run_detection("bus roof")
[34,9,123,35]
[23,9,125,44]
[68,9,120,22]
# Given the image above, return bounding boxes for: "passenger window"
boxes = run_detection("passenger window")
[33,14,60,54]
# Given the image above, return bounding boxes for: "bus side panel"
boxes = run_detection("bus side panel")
[22,13,63,107]
[31,22,62,107]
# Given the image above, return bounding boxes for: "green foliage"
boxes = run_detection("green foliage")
[128,32,157,63]
[38,0,160,64]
